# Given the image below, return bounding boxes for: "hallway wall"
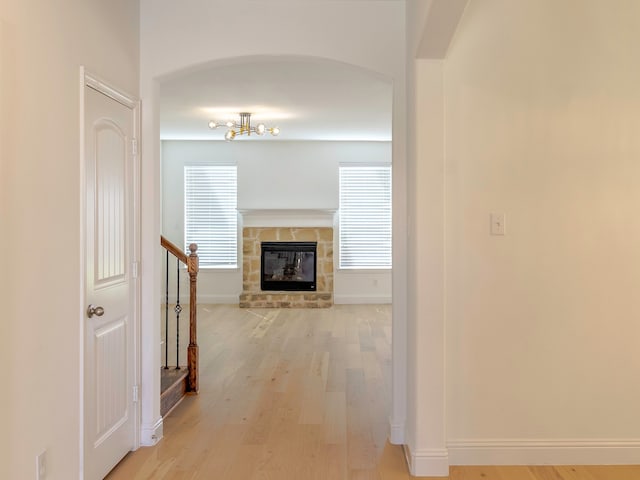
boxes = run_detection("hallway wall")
[406,0,640,473]
[0,0,139,477]
[433,0,640,465]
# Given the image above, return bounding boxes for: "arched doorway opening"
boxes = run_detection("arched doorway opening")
[139,54,407,452]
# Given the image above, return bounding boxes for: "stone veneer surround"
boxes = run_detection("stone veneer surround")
[240,227,333,308]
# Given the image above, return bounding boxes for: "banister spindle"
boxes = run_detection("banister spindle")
[164,250,169,370]
[175,257,181,370]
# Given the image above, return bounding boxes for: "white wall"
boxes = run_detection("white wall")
[0,0,139,478]
[161,140,392,303]
[441,0,640,465]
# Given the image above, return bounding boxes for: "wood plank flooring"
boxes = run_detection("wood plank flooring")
[106,304,640,480]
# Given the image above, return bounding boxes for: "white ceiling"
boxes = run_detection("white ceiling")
[159,57,393,142]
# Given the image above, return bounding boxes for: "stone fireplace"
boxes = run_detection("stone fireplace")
[239,225,334,308]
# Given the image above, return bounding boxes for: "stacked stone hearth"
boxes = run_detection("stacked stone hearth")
[240,226,333,308]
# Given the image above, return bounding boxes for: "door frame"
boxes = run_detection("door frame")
[79,66,141,478]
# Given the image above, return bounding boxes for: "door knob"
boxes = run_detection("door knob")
[87,304,105,318]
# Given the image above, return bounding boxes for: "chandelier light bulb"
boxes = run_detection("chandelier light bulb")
[208,113,280,141]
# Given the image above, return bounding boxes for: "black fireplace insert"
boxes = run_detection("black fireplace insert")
[261,241,317,291]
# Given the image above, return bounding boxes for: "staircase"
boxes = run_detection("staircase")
[160,367,189,417]
[160,236,199,416]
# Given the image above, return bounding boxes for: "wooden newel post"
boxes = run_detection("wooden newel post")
[187,243,199,393]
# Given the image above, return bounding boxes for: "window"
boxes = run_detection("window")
[184,165,238,268]
[339,165,392,269]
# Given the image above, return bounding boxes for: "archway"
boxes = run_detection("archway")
[138,54,407,449]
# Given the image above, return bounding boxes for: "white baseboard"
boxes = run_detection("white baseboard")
[176,294,239,304]
[334,294,392,304]
[140,418,163,446]
[403,444,450,477]
[197,293,239,304]
[447,439,640,465]
[181,294,392,305]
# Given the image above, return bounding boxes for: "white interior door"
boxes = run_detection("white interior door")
[83,74,138,480]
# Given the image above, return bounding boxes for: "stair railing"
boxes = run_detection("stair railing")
[160,235,199,393]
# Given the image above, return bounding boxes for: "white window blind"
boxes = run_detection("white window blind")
[339,165,392,269]
[184,165,238,268]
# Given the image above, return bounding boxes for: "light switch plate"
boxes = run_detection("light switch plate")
[490,212,506,235]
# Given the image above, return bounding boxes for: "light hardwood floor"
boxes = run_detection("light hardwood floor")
[107,304,640,480]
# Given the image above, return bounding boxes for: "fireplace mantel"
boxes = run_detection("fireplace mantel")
[239,209,336,228]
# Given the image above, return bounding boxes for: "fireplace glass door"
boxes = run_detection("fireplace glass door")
[261,241,317,291]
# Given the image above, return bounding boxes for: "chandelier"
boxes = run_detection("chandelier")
[208,112,280,141]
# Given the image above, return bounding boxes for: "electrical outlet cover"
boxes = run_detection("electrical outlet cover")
[37,450,46,479]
